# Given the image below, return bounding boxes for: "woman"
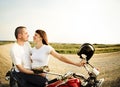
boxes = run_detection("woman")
[31,29,86,76]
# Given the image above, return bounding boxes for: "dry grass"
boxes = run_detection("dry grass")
[0,44,120,87]
[0,44,12,84]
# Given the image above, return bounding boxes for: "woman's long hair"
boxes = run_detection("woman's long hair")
[36,29,48,45]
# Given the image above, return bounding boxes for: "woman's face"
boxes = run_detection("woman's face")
[33,33,42,43]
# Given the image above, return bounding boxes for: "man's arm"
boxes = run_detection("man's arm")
[16,64,34,74]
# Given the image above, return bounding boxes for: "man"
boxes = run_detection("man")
[10,26,48,87]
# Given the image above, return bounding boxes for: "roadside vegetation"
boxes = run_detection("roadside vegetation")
[0,41,120,54]
[0,41,14,45]
[50,43,120,54]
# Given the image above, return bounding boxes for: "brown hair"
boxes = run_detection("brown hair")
[15,26,26,39]
[35,29,48,45]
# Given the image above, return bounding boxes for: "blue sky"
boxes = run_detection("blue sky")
[0,0,120,44]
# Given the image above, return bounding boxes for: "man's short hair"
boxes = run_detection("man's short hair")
[15,26,26,39]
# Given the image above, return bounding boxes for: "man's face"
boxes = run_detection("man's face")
[20,28,29,41]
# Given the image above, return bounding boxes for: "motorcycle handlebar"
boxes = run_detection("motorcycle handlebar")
[73,73,86,80]
[48,78,58,84]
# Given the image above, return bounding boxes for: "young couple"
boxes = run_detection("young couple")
[10,26,86,87]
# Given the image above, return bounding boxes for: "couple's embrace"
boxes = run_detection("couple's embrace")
[10,26,86,87]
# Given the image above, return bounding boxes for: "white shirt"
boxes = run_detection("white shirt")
[31,45,53,69]
[10,42,31,72]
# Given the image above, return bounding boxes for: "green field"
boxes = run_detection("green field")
[50,43,120,54]
[0,41,120,54]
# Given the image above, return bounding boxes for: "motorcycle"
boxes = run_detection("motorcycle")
[46,62,104,87]
[46,43,104,87]
[5,43,104,87]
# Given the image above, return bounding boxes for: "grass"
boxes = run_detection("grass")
[50,43,120,54]
[1,41,120,54]
[0,41,14,45]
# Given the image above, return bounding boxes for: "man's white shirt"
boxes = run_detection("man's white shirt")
[10,42,31,72]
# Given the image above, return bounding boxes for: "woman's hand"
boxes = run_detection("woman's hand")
[76,59,86,67]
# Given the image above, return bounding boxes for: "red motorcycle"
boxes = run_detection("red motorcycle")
[6,43,104,87]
